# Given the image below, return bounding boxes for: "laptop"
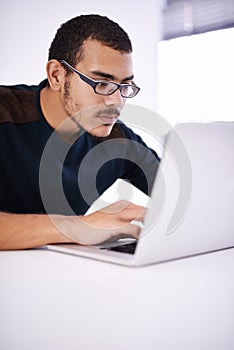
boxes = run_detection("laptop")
[45,122,234,266]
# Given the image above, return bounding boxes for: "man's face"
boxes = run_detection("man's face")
[61,38,134,138]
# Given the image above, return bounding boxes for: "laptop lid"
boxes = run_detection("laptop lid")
[134,121,234,265]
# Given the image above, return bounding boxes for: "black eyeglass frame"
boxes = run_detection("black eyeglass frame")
[60,59,140,98]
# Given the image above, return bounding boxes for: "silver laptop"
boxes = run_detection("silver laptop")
[45,122,234,266]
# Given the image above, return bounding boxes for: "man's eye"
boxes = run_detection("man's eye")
[99,82,109,87]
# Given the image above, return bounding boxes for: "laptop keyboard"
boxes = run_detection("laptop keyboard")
[106,241,137,254]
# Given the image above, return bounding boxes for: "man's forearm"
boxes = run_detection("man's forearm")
[0,212,71,250]
[0,201,144,250]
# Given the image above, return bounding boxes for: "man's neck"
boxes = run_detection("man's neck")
[40,86,68,130]
[40,86,81,143]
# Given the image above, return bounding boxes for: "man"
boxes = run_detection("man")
[0,14,159,250]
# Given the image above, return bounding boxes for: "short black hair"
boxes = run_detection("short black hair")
[48,14,132,66]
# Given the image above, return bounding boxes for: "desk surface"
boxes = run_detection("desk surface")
[1,247,234,350]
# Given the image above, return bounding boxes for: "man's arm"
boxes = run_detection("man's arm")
[0,212,72,250]
[0,201,145,250]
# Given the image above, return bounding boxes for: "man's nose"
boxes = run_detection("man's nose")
[103,89,124,106]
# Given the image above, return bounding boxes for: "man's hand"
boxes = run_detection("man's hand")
[54,200,146,245]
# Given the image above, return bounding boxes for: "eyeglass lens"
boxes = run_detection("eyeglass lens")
[95,82,139,97]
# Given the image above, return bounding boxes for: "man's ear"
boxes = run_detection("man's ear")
[46,59,65,91]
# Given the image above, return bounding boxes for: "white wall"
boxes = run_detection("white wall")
[0,0,163,112]
[158,28,234,124]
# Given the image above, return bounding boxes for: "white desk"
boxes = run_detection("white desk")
[1,248,234,350]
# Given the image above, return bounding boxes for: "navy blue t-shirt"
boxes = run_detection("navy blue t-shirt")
[0,80,159,215]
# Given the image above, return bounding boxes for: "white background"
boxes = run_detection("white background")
[158,27,234,124]
[0,0,163,112]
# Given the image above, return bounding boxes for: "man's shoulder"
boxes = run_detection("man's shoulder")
[0,81,46,124]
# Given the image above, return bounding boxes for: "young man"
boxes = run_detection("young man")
[0,14,159,250]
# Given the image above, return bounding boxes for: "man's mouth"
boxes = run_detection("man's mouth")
[97,114,118,125]
[96,108,120,125]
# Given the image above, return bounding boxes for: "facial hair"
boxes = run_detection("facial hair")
[63,80,81,116]
[62,79,121,138]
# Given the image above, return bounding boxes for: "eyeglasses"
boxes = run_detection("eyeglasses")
[60,59,140,98]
